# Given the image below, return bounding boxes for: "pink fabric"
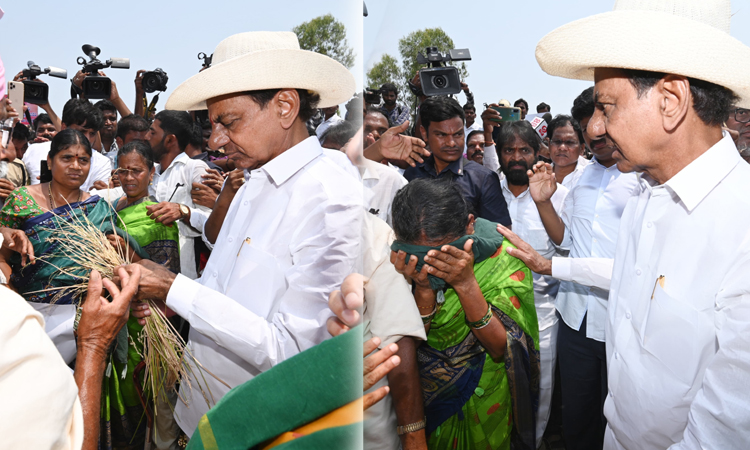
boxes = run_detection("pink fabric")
[0,54,6,98]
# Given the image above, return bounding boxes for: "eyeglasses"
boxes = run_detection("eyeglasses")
[550,139,581,148]
[731,108,750,124]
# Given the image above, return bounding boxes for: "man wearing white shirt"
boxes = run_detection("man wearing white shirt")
[23,99,112,191]
[127,31,360,438]
[315,105,343,140]
[496,120,569,447]
[520,1,750,448]
[145,110,212,280]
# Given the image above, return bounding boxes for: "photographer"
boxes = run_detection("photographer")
[378,82,409,127]
[12,71,63,133]
[71,70,132,118]
[94,100,118,158]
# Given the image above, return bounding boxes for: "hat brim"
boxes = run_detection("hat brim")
[165,49,356,111]
[536,10,750,107]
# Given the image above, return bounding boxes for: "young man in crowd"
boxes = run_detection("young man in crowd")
[404,95,511,227]
[466,129,485,165]
[32,113,58,142]
[515,98,529,120]
[315,105,344,140]
[94,100,118,160]
[379,82,409,127]
[497,120,569,447]
[537,102,551,113]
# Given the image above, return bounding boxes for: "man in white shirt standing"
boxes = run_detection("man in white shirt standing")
[315,105,343,140]
[496,120,568,448]
[127,31,360,439]
[530,1,750,448]
[145,110,212,280]
[22,99,112,191]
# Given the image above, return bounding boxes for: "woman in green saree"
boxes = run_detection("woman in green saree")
[390,179,540,450]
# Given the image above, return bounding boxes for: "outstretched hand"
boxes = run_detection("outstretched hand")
[369,120,430,167]
[0,226,35,266]
[496,224,552,275]
[363,336,400,410]
[528,161,557,203]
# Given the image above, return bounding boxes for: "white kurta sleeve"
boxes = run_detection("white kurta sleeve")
[551,256,613,291]
[483,144,500,173]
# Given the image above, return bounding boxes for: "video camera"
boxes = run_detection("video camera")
[76,44,130,99]
[415,47,471,96]
[198,52,213,70]
[142,68,168,93]
[21,61,67,105]
[364,87,381,104]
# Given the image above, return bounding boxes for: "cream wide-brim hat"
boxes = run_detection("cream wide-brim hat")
[166,31,356,111]
[535,0,750,108]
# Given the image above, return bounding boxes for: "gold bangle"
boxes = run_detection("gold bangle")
[397,417,427,435]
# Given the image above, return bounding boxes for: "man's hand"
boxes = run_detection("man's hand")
[0,98,19,122]
[460,81,470,93]
[0,179,15,201]
[77,267,140,355]
[91,180,109,191]
[481,104,502,135]
[423,240,476,293]
[134,70,146,94]
[372,120,429,167]
[221,169,246,198]
[496,224,552,275]
[363,336,400,410]
[201,169,224,190]
[528,161,557,203]
[146,202,183,226]
[0,226,35,266]
[191,182,218,209]
[327,273,363,336]
[115,259,176,307]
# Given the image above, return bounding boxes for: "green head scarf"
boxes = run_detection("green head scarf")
[390,218,504,290]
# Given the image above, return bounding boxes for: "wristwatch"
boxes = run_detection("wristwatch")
[179,204,190,219]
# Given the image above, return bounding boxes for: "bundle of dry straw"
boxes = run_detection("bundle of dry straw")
[37,207,220,414]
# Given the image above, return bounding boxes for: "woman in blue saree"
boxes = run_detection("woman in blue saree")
[0,128,148,450]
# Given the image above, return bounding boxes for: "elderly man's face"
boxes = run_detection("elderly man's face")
[207,93,286,170]
[726,107,750,150]
[589,68,662,175]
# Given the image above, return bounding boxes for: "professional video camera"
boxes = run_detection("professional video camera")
[142,68,168,93]
[198,52,213,70]
[75,44,130,99]
[21,61,67,105]
[414,47,471,97]
[364,87,381,104]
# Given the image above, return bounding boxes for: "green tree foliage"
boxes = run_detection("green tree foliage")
[366,53,401,91]
[293,14,355,69]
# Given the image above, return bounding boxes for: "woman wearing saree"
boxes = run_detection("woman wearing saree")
[0,128,150,450]
[390,179,540,450]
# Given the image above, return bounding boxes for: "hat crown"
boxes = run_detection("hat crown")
[614,0,730,32]
[213,31,301,65]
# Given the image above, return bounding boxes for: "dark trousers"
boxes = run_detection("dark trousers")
[557,312,608,450]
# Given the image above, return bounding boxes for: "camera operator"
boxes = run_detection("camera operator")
[378,83,409,127]
[71,70,132,118]
[403,95,511,226]
[12,71,62,133]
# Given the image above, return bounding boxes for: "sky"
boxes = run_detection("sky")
[0,0,363,118]
[364,0,750,117]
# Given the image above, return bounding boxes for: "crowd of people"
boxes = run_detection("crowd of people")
[2,1,750,450]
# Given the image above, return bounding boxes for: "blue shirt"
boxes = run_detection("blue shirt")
[404,155,512,226]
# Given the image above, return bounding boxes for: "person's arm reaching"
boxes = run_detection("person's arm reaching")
[363,120,429,166]
[204,169,245,244]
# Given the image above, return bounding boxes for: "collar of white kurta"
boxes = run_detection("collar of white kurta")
[359,158,382,181]
[259,136,323,186]
[535,0,750,108]
[662,132,740,212]
[155,151,189,176]
[500,175,530,199]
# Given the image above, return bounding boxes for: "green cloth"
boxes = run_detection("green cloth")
[390,218,505,290]
[420,240,539,450]
[116,196,181,274]
[187,326,363,450]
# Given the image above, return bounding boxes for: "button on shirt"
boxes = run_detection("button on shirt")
[152,152,211,279]
[404,155,512,226]
[501,178,568,330]
[553,159,638,342]
[164,137,362,436]
[604,133,750,450]
[361,159,407,227]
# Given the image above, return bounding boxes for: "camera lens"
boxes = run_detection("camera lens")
[90,81,103,91]
[432,75,448,89]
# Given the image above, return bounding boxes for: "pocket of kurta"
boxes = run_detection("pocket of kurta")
[225,245,286,320]
[642,287,715,385]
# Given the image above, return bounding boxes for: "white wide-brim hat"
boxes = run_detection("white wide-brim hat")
[536,0,750,108]
[166,31,356,111]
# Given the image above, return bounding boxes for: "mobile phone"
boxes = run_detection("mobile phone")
[489,106,521,123]
[40,160,52,183]
[7,81,24,118]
